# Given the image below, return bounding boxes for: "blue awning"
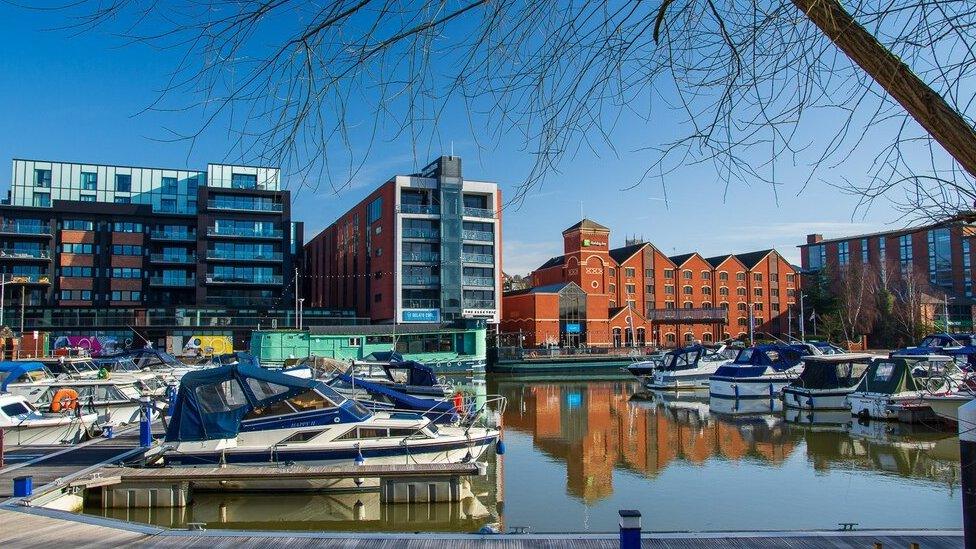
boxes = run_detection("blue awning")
[337,373,456,419]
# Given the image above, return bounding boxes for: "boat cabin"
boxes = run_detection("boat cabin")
[853,357,925,396]
[0,362,53,391]
[790,353,873,390]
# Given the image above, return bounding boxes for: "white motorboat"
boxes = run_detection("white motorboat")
[646,345,733,390]
[847,354,958,420]
[782,353,874,410]
[0,393,97,447]
[708,344,808,400]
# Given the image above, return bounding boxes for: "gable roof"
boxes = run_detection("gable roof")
[536,255,565,270]
[668,252,697,266]
[504,281,582,297]
[563,218,610,234]
[704,254,733,268]
[609,243,648,264]
[734,249,776,269]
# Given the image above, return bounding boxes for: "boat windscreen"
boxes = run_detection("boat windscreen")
[795,360,869,389]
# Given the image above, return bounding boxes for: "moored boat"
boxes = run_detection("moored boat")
[0,392,98,447]
[708,344,807,400]
[782,353,873,410]
[846,355,955,420]
[646,345,734,390]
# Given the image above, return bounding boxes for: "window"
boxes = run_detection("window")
[367,197,383,223]
[754,302,764,311]
[114,197,131,204]
[899,234,913,272]
[664,269,674,279]
[719,287,729,296]
[719,271,728,281]
[737,303,747,312]
[32,193,50,207]
[161,177,178,194]
[81,172,97,190]
[664,285,674,295]
[644,269,654,277]
[738,317,748,326]
[736,272,746,281]
[625,267,636,278]
[626,299,636,309]
[702,301,712,308]
[786,274,795,285]
[665,301,675,309]
[111,245,142,256]
[683,301,693,309]
[772,303,780,312]
[111,291,141,301]
[62,243,93,254]
[702,286,711,295]
[115,174,131,192]
[808,244,825,270]
[625,284,636,294]
[63,219,94,231]
[753,273,762,282]
[928,228,952,288]
[231,173,258,189]
[113,222,143,233]
[80,194,96,202]
[787,288,796,297]
[736,287,746,296]
[720,302,729,309]
[682,270,692,279]
[879,237,887,261]
[701,271,710,280]
[160,199,177,212]
[838,241,849,266]
[608,283,616,294]
[59,290,92,301]
[61,267,93,277]
[196,380,248,413]
[861,238,869,263]
[111,268,142,278]
[682,285,693,295]
[609,268,617,278]
[754,288,763,297]
[645,284,654,294]
[34,169,51,188]
[965,239,973,298]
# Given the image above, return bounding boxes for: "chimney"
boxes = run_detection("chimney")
[807,234,823,245]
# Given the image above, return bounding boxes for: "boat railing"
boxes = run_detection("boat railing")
[388,393,508,448]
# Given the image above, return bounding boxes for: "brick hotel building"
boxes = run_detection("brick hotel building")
[501,219,799,348]
[305,156,502,324]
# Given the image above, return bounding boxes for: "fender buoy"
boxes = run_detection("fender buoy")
[453,392,464,413]
[49,388,79,413]
[97,367,110,379]
[495,439,506,455]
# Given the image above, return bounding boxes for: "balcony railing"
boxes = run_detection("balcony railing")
[149,276,196,287]
[206,250,283,262]
[398,204,440,215]
[402,298,439,309]
[463,207,495,219]
[462,276,494,287]
[149,253,196,264]
[207,227,283,239]
[463,299,496,309]
[151,230,196,241]
[207,199,284,213]
[402,252,440,263]
[402,228,439,239]
[646,307,728,323]
[462,230,494,242]
[205,274,284,285]
[0,248,51,260]
[5,274,51,284]
[462,253,493,264]
[0,222,51,236]
[402,275,439,286]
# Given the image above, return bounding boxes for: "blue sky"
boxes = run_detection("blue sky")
[0,4,904,274]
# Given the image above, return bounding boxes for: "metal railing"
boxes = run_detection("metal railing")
[149,276,196,287]
[646,307,728,323]
[149,253,196,263]
[402,252,440,262]
[462,276,494,287]
[463,207,495,219]
[4,274,51,284]
[398,204,440,215]
[207,199,284,212]
[151,230,196,241]
[0,248,51,260]
[0,222,51,235]
[206,250,283,261]
[402,228,439,239]
[402,298,439,308]
[205,274,284,285]
[461,230,494,242]
[462,253,493,264]
[2,308,366,329]
[207,227,283,239]
[402,275,439,286]
[463,299,495,309]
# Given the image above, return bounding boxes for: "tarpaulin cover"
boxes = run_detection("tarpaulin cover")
[166,355,340,442]
[793,359,869,390]
[383,361,438,386]
[117,348,184,369]
[730,344,805,371]
[853,358,921,395]
[0,361,44,392]
[337,373,456,418]
[364,351,405,363]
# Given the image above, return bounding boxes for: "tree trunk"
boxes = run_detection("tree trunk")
[792,0,976,179]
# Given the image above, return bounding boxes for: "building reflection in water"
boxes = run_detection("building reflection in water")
[492,377,959,503]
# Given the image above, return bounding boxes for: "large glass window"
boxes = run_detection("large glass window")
[368,197,383,223]
[32,193,50,207]
[899,234,913,273]
[807,244,825,270]
[81,172,97,190]
[861,238,869,262]
[928,228,952,288]
[231,173,258,189]
[161,177,178,194]
[34,169,51,188]
[63,219,94,231]
[115,174,132,192]
[965,239,973,298]
[837,242,849,266]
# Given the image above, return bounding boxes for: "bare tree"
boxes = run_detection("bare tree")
[829,261,878,343]
[890,266,937,344]
[28,1,976,216]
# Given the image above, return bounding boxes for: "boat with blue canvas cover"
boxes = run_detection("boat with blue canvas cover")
[156,357,499,467]
[782,353,874,410]
[645,344,734,390]
[708,344,807,400]
[285,358,451,400]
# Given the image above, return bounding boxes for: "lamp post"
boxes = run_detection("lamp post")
[799,293,806,342]
[298,298,305,330]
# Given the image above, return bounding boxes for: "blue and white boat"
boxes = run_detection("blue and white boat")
[157,360,499,467]
[646,345,734,390]
[708,344,807,399]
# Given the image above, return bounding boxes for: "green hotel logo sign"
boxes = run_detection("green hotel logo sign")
[583,239,591,247]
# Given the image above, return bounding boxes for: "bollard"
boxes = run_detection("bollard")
[13,475,32,497]
[139,395,152,447]
[960,399,976,548]
[618,510,641,549]
[104,424,114,439]
[166,382,178,418]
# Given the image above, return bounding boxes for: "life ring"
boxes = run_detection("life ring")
[50,388,79,413]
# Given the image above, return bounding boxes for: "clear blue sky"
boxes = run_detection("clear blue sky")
[0,4,905,274]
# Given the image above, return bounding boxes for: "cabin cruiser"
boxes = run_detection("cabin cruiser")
[154,361,499,467]
[646,345,734,390]
[0,393,97,446]
[847,354,957,420]
[708,344,807,399]
[782,353,873,410]
[287,359,451,400]
[116,348,205,381]
[0,361,153,425]
[625,351,669,378]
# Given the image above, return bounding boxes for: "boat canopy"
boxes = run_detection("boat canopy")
[0,361,45,391]
[918,333,973,348]
[731,345,805,370]
[791,354,872,390]
[363,350,405,363]
[852,357,921,395]
[662,345,706,371]
[116,348,184,369]
[381,361,438,386]
[336,373,456,418]
[166,360,350,442]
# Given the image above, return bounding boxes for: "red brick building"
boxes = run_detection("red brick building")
[501,219,799,348]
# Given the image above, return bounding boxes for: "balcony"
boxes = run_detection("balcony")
[398,204,440,215]
[149,276,196,287]
[205,274,284,285]
[207,199,284,213]
[6,274,51,285]
[204,296,279,307]
[402,252,440,263]
[206,249,283,262]
[0,222,51,237]
[463,207,495,219]
[402,275,439,286]
[402,298,439,309]
[151,230,196,242]
[207,227,283,239]
[402,228,439,239]
[462,230,494,242]
[149,253,196,264]
[646,307,728,324]
[462,276,494,288]
[462,253,493,265]
[0,248,51,261]
[463,299,496,309]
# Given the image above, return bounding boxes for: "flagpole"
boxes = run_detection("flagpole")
[799,293,806,342]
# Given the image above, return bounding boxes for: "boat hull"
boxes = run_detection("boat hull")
[847,392,923,420]
[922,395,972,423]
[646,371,714,390]
[782,387,856,410]
[1,415,96,447]
[709,377,793,399]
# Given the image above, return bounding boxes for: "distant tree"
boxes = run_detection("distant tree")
[30,0,976,215]
[890,267,936,345]
[829,261,878,343]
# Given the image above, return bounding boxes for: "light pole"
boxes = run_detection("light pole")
[299,298,305,330]
[799,293,806,342]
[0,274,5,327]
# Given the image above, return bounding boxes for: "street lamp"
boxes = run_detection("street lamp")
[298,298,305,330]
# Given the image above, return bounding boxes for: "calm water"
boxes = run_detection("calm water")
[87,374,962,533]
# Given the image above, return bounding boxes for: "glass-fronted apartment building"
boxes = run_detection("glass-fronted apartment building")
[305,156,502,324]
[0,158,306,346]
